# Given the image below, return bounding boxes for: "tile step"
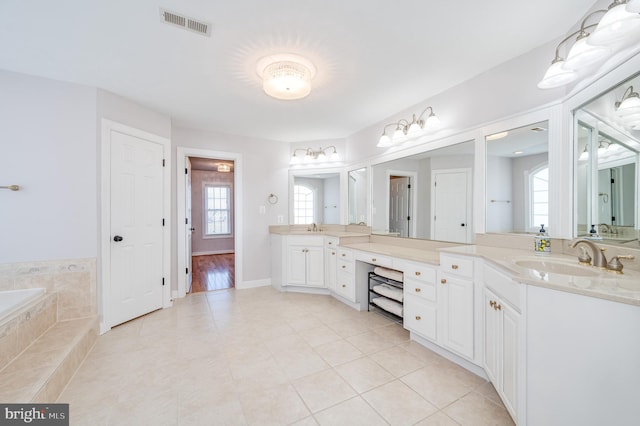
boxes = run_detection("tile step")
[0,316,98,403]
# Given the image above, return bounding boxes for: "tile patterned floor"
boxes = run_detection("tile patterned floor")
[58,287,515,425]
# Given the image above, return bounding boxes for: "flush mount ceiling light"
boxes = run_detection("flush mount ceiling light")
[217,164,231,172]
[377,106,440,147]
[538,1,640,90]
[486,131,509,141]
[290,146,339,165]
[256,54,316,100]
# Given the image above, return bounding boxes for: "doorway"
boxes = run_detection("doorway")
[387,170,417,238]
[177,147,243,297]
[188,157,235,292]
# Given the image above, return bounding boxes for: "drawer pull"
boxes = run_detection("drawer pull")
[328,241,333,245]
[342,284,346,288]
[332,252,336,255]
[489,300,496,308]
[451,264,459,270]
[440,278,447,284]
[342,265,346,269]
[415,271,421,276]
[496,304,502,311]
[341,253,346,257]
[415,315,421,320]
[415,288,421,293]
[372,258,377,262]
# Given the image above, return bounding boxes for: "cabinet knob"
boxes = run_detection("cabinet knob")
[342,284,346,288]
[496,304,502,311]
[415,271,421,276]
[341,253,346,257]
[415,287,421,293]
[489,300,496,308]
[451,264,459,270]
[332,252,336,255]
[342,265,346,269]
[440,278,447,284]
[328,241,333,245]
[372,258,377,262]
[415,315,421,320]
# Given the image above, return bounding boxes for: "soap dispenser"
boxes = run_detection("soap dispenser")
[534,224,551,255]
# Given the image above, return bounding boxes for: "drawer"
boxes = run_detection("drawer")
[404,294,437,341]
[483,264,521,311]
[338,259,354,273]
[325,237,339,248]
[337,248,353,261]
[440,254,474,278]
[404,279,436,302]
[336,270,355,302]
[287,235,324,247]
[397,260,436,284]
[355,251,393,268]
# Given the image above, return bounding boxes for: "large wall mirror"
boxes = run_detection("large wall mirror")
[370,140,475,243]
[348,168,368,224]
[574,71,640,246]
[290,171,342,225]
[486,121,549,234]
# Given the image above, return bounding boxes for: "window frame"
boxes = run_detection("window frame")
[293,184,315,225]
[203,183,233,238]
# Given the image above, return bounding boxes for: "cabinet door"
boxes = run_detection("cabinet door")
[483,288,500,384]
[305,246,325,287]
[287,245,308,286]
[336,269,355,302]
[501,302,519,418]
[440,274,474,359]
[325,248,337,292]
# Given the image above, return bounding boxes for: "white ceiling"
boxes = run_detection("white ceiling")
[0,0,596,142]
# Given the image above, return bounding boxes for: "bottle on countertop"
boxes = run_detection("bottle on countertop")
[534,224,551,255]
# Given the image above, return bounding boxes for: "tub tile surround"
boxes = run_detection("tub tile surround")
[0,257,97,320]
[0,258,98,403]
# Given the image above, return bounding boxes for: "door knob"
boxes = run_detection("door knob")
[190,227,196,231]
[113,235,123,242]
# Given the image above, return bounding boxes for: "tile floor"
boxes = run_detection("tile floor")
[58,287,515,426]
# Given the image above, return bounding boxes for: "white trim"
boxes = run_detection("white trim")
[177,147,243,298]
[192,250,235,256]
[100,119,172,334]
[237,278,271,290]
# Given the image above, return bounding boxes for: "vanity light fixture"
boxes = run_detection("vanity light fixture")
[615,86,640,129]
[257,54,316,100]
[579,145,589,161]
[290,146,339,165]
[377,106,440,147]
[538,1,640,90]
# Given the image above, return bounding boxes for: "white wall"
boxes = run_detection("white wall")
[0,70,97,263]
[486,156,513,233]
[171,126,290,285]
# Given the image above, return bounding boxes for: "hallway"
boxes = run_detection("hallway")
[191,254,235,292]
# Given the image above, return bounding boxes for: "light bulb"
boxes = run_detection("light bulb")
[330,151,340,161]
[392,126,406,141]
[425,114,440,127]
[407,121,422,135]
[377,133,392,147]
[564,36,611,69]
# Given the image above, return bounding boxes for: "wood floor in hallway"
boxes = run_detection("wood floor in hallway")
[191,253,235,292]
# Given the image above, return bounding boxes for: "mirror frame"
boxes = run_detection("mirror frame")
[288,167,347,225]
[565,54,640,241]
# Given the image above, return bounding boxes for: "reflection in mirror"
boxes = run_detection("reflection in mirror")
[370,140,475,243]
[291,173,340,225]
[486,121,549,234]
[348,168,367,224]
[574,71,640,246]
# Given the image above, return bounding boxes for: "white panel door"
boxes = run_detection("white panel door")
[440,274,474,359]
[110,130,164,327]
[389,176,411,237]
[185,157,193,293]
[432,169,470,243]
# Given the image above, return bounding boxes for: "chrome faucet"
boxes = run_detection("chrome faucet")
[571,239,607,268]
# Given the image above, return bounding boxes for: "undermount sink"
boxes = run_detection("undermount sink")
[515,260,599,277]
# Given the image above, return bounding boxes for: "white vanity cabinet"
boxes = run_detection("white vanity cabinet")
[285,236,324,287]
[482,264,521,423]
[438,254,475,360]
[399,260,438,341]
[335,247,355,302]
[325,237,338,292]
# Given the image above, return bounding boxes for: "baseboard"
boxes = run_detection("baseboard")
[409,332,488,379]
[236,278,271,290]
[192,250,235,256]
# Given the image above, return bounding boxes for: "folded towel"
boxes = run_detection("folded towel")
[373,283,403,302]
[373,266,403,283]
[371,296,403,317]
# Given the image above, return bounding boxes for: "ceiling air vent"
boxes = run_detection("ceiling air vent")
[159,8,211,37]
